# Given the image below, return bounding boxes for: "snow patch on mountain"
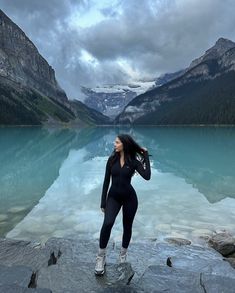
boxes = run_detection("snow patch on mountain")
[91,81,156,95]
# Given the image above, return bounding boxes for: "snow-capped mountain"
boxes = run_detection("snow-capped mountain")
[82,81,156,119]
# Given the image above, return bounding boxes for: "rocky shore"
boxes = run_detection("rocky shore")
[0,232,234,292]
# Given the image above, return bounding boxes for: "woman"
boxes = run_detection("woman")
[95,133,151,276]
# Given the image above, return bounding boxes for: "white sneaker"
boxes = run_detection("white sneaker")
[95,255,106,275]
[118,252,127,263]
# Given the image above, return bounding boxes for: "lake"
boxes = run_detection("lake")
[0,126,235,245]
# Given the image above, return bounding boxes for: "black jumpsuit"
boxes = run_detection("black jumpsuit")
[99,151,151,249]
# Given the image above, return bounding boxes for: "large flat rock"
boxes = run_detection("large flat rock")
[43,237,99,265]
[112,240,235,282]
[202,273,235,293]
[0,238,51,271]
[135,265,235,293]
[37,262,134,293]
[0,284,51,292]
[0,236,234,292]
[0,264,51,292]
[136,265,203,293]
[0,265,32,287]
[35,236,235,275]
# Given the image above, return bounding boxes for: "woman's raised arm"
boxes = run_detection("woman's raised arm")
[135,151,151,180]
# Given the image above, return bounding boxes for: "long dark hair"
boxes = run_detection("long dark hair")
[109,133,148,167]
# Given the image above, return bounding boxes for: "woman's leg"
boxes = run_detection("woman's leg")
[99,197,122,249]
[122,193,138,249]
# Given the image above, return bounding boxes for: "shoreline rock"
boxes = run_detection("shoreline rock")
[208,231,235,269]
[0,235,234,292]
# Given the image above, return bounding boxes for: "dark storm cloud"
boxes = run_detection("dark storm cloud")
[81,0,235,73]
[0,0,94,99]
[1,0,235,100]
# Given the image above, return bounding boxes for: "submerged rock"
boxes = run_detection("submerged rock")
[164,237,191,246]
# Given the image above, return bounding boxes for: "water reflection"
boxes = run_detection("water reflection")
[134,126,235,203]
[1,126,235,243]
[0,126,107,235]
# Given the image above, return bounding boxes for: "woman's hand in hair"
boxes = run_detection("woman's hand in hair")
[101,208,105,213]
[141,147,148,154]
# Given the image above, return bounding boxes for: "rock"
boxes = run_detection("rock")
[136,265,235,293]
[96,284,138,292]
[126,241,235,282]
[0,238,52,271]
[0,264,52,292]
[0,264,33,287]
[1,236,235,292]
[0,285,52,292]
[208,232,235,256]
[201,273,235,293]
[224,258,235,269]
[166,256,172,267]
[164,237,191,246]
[0,237,135,292]
[136,265,202,292]
[37,262,134,292]
[229,252,235,258]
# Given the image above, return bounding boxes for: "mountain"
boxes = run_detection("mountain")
[115,38,235,125]
[82,74,185,119]
[82,81,156,119]
[0,9,110,125]
[154,69,186,87]
[189,38,235,69]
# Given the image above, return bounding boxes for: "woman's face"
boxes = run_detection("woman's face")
[114,137,123,152]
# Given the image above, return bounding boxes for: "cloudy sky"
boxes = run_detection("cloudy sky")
[1,0,235,100]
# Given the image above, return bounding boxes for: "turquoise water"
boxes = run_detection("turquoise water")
[0,126,235,245]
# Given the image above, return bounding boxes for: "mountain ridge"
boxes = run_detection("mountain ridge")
[115,37,235,125]
[0,9,110,125]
